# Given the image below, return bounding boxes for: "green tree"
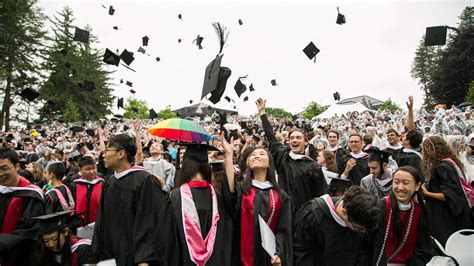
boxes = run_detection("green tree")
[123,98,149,119]
[378,98,402,112]
[39,7,114,122]
[466,81,474,104]
[157,106,177,120]
[428,6,474,107]
[0,0,47,130]
[302,101,326,119]
[62,99,81,122]
[265,107,293,118]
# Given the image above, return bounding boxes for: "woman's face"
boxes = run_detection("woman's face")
[316,152,326,166]
[316,142,326,152]
[392,170,421,204]
[26,163,34,172]
[248,148,270,170]
[466,146,473,156]
[42,230,67,252]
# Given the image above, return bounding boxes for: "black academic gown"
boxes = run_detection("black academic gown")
[44,185,74,214]
[222,179,293,266]
[366,197,432,266]
[339,154,370,186]
[333,147,350,174]
[395,149,423,174]
[426,161,472,246]
[384,147,403,163]
[293,196,367,266]
[157,186,233,266]
[91,169,165,266]
[260,114,325,214]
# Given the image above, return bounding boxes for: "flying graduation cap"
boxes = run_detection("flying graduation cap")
[120,49,135,66]
[73,27,90,44]
[336,7,346,25]
[178,14,183,20]
[103,49,120,66]
[113,26,119,30]
[243,96,249,102]
[249,83,255,92]
[19,88,40,102]
[109,6,115,15]
[425,26,447,46]
[193,35,204,49]
[333,92,341,101]
[142,36,149,47]
[189,100,193,104]
[224,96,231,102]
[234,77,247,97]
[201,23,232,104]
[156,57,161,62]
[149,108,158,119]
[138,47,146,54]
[126,81,133,87]
[271,79,278,86]
[129,89,136,94]
[303,41,320,62]
[117,98,124,109]
[238,19,243,25]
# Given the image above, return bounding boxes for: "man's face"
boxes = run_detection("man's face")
[368,161,382,178]
[328,132,338,147]
[387,132,399,146]
[80,164,97,180]
[289,131,307,154]
[150,143,162,155]
[0,158,19,186]
[348,136,362,153]
[103,145,124,170]
[401,135,410,148]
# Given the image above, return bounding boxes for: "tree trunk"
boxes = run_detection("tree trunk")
[0,73,12,131]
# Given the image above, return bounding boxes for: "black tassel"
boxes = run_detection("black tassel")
[212,22,229,55]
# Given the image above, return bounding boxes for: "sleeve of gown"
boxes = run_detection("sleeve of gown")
[91,180,106,262]
[14,197,44,238]
[260,114,288,169]
[275,193,293,266]
[44,192,54,214]
[436,163,468,216]
[76,244,96,264]
[310,166,326,199]
[157,195,183,266]
[293,200,322,266]
[220,173,239,219]
[133,175,165,263]
[407,210,432,266]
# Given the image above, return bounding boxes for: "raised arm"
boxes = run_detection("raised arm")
[256,98,277,143]
[405,96,415,131]
[222,136,235,193]
[134,120,144,165]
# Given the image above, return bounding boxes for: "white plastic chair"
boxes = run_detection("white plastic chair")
[445,229,474,266]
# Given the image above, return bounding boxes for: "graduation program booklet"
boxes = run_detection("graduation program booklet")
[258,215,276,256]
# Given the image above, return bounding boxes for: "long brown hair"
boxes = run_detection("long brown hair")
[422,135,465,180]
[321,150,337,173]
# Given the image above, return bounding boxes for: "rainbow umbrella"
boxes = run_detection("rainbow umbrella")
[147,118,212,142]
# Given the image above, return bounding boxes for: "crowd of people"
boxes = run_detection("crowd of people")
[0,95,473,265]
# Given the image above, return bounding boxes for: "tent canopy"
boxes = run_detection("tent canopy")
[173,102,238,118]
[316,102,369,119]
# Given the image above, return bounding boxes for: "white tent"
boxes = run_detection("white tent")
[316,102,370,119]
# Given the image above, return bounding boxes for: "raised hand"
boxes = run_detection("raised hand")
[255,98,267,114]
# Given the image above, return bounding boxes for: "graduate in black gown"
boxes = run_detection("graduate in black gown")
[44,162,75,214]
[368,166,432,266]
[0,149,44,238]
[420,136,472,246]
[383,128,403,163]
[222,137,292,266]
[340,134,370,186]
[397,130,423,174]
[257,98,325,214]
[326,130,350,174]
[91,134,165,266]
[157,143,233,266]
[293,186,380,266]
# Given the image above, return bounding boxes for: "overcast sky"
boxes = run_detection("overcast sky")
[39,0,470,115]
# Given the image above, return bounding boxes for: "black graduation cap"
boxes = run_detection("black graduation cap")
[83,80,95,91]
[178,38,182,43]
[156,57,161,62]
[329,177,352,193]
[129,89,136,94]
[303,41,320,62]
[142,36,149,47]
[120,79,124,84]
[120,49,135,66]
[181,143,220,163]
[138,47,146,54]
[201,54,232,104]
[109,5,115,15]
[19,87,40,102]
[234,78,247,98]
[126,81,133,87]
[85,128,96,137]
[367,147,390,163]
[149,108,158,119]
[103,49,120,66]
[117,97,124,109]
[249,83,255,92]
[73,27,90,44]
[333,92,341,101]
[178,14,183,20]
[425,26,447,46]
[113,26,119,30]
[224,96,231,102]
[336,7,346,25]
[193,35,204,49]
[271,79,278,86]
[238,19,243,25]
[32,210,83,235]
[189,100,193,104]
[243,96,249,102]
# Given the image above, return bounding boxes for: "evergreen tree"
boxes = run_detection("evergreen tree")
[62,99,81,122]
[0,0,47,130]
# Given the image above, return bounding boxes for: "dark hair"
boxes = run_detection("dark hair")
[327,130,340,139]
[242,148,281,195]
[41,231,72,266]
[237,146,257,182]
[177,159,212,187]
[108,134,137,163]
[46,162,66,180]
[405,130,423,149]
[0,148,19,165]
[390,166,428,242]
[343,186,380,231]
[78,156,96,169]
[349,133,363,142]
[363,134,373,145]
[288,128,308,141]
[19,169,35,183]
[386,128,399,136]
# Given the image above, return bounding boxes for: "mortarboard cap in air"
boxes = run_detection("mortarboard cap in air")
[178,14,183,20]
[103,49,120,66]
[149,108,158,119]
[425,26,447,46]
[156,57,161,62]
[238,19,243,25]
[180,143,219,163]
[113,26,119,30]
[336,7,346,25]
[108,6,115,15]
[130,89,136,94]
[142,36,149,47]
[138,47,146,54]
[19,88,40,102]
[243,96,249,102]
[73,27,90,44]
[189,100,193,104]
[303,41,320,62]
[178,38,182,43]
[271,79,278,86]
[126,81,133,87]
[117,97,124,109]
[193,35,204,49]
[333,92,341,101]
[224,96,231,102]
[120,50,135,66]
[201,55,232,104]
[249,83,255,92]
[234,78,247,98]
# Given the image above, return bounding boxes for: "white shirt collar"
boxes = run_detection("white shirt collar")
[350,151,368,159]
[289,151,306,160]
[398,201,412,211]
[252,179,273,190]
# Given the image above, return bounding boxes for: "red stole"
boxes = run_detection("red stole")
[384,197,421,263]
[75,177,103,224]
[70,236,79,266]
[1,177,30,233]
[240,187,282,266]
